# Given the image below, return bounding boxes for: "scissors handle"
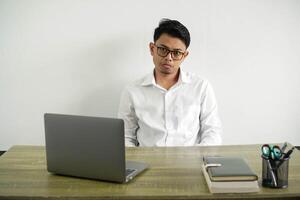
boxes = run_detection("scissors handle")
[261,144,272,158]
[261,144,282,160]
[272,145,282,160]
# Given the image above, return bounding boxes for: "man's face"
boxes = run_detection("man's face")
[150,33,189,76]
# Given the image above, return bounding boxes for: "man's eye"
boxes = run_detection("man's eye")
[160,47,168,53]
[173,51,182,57]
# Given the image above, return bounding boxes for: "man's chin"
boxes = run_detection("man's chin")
[158,66,174,75]
[160,70,172,75]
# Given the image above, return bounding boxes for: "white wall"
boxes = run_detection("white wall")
[1,0,299,150]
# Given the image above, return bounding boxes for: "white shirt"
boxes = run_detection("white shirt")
[118,69,222,147]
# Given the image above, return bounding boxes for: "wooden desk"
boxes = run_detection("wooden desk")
[0,145,299,200]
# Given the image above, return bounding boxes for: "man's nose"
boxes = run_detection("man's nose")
[165,52,173,61]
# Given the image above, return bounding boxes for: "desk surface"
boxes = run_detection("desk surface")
[0,144,299,200]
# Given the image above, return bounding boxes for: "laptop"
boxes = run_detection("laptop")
[44,113,148,183]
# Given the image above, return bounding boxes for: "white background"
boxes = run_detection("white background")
[1,0,299,150]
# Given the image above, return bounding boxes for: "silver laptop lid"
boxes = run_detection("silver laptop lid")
[44,113,126,183]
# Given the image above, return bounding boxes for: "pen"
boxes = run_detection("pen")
[276,146,295,169]
[283,147,295,159]
[281,142,288,153]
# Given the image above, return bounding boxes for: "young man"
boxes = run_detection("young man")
[118,19,222,147]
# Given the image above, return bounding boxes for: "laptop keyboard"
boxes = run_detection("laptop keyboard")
[126,168,136,176]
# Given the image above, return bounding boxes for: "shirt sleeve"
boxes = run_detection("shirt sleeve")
[198,81,222,145]
[118,87,139,147]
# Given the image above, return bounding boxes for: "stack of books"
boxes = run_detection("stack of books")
[202,156,260,193]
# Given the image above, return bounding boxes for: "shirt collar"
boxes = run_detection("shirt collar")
[180,69,191,84]
[140,71,155,86]
[140,68,191,86]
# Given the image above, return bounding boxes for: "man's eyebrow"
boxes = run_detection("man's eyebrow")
[158,44,185,52]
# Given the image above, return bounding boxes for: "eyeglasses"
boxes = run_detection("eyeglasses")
[154,44,185,60]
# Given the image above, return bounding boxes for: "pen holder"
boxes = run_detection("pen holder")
[262,156,289,188]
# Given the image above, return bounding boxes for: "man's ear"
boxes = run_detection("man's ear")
[181,51,189,61]
[149,42,155,56]
[184,51,189,58]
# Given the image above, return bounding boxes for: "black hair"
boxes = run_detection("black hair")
[154,18,191,49]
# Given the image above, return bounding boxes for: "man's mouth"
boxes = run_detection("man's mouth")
[161,64,172,69]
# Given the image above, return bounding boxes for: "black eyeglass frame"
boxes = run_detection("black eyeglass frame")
[154,44,186,60]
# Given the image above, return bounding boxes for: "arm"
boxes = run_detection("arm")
[198,82,222,145]
[118,87,139,147]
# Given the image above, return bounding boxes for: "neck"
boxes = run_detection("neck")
[154,69,180,90]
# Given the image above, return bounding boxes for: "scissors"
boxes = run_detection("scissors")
[261,144,282,160]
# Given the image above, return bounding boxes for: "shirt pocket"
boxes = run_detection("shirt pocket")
[175,104,200,130]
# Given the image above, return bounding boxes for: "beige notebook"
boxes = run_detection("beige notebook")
[201,164,259,193]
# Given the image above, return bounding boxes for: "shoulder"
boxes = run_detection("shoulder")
[182,71,210,88]
[123,73,152,92]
